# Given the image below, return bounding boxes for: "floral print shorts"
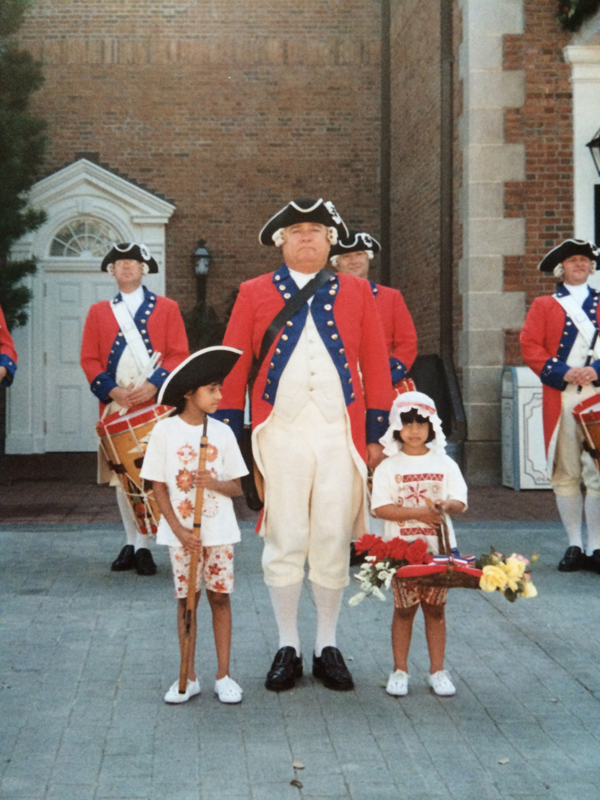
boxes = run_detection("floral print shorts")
[392,577,448,609]
[168,544,234,599]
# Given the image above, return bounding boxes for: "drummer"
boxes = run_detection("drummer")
[521,239,600,574]
[81,243,189,575]
[0,304,18,387]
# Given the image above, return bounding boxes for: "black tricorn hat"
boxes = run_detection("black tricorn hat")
[538,239,600,273]
[329,229,381,259]
[101,243,159,273]
[259,198,348,246]
[158,346,242,407]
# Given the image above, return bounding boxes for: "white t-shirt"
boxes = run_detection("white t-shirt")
[370,450,468,552]
[140,415,249,547]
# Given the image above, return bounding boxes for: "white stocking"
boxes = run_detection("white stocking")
[269,581,303,656]
[584,495,600,552]
[116,487,143,549]
[311,582,343,657]
[555,494,583,549]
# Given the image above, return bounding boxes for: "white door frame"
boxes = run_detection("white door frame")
[6,159,175,453]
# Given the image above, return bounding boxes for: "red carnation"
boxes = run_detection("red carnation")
[354,533,381,555]
[405,538,431,564]
[387,538,409,561]
[370,540,392,560]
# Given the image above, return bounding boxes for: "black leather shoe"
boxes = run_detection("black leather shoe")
[558,545,584,572]
[111,545,135,572]
[134,548,157,576]
[265,646,303,692]
[586,549,600,574]
[312,646,354,691]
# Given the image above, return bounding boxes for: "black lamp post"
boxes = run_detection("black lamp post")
[586,127,600,178]
[192,239,211,304]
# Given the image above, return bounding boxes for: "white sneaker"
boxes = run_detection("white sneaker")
[386,669,409,696]
[427,670,456,696]
[164,678,201,704]
[214,675,243,704]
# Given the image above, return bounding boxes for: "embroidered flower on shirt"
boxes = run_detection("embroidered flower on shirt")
[175,468,196,493]
[177,499,194,519]
[177,444,198,465]
[405,482,428,505]
[206,444,219,462]
[208,563,222,576]
[202,493,219,518]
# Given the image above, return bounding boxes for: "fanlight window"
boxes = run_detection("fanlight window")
[50,218,119,258]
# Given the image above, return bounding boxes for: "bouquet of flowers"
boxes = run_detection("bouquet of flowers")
[476,548,538,602]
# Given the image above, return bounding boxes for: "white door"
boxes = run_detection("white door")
[43,274,115,451]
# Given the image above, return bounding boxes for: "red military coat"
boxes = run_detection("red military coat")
[80,286,189,414]
[520,283,600,458]
[0,305,18,387]
[215,266,394,464]
[371,282,417,385]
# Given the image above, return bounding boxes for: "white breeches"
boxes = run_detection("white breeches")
[256,401,364,590]
[551,386,600,498]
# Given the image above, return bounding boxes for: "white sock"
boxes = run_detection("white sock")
[584,495,600,552]
[555,494,584,549]
[311,582,343,657]
[116,488,140,549]
[269,581,303,656]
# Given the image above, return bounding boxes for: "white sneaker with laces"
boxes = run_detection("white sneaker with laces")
[214,675,243,704]
[427,670,456,696]
[164,678,201,704]
[386,669,409,696]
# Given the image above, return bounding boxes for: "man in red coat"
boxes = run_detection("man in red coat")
[0,305,18,387]
[214,199,393,692]
[81,243,189,575]
[330,230,417,387]
[521,239,600,573]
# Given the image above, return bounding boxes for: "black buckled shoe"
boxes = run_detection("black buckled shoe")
[558,545,584,572]
[111,545,135,572]
[312,646,354,691]
[586,549,600,574]
[134,548,157,576]
[265,646,303,692]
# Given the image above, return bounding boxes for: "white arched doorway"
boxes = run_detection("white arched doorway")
[6,159,175,453]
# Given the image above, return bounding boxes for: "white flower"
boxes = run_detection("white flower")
[365,556,377,562]
[348,591,367,606]
[375,561,387,570]
[372,587,386,601]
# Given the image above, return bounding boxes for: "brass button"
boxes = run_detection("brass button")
[224,418,230,424]
[351,393,355,399]
[282,334,288,341]
[377,416,384,422]
[329,290,335,296]
[270,362,275,369]
[327,321,334,327]
[331,334,339,340]
[267,379,271,384]
[286,321,293,327]
[276,348,281,354]
[284,293,291,300]
[324,304,332,311]
[264,393,269,400]
[339,348,345,354]
[279,284,286,290]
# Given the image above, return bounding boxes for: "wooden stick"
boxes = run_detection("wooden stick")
[178,414,209,694]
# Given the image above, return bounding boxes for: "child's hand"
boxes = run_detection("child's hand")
[434,499,466,515]
[414,505,442,528]
[194,469,216,490]
[177,527,202,553]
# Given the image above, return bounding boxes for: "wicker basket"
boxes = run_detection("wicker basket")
[395,520,482,591]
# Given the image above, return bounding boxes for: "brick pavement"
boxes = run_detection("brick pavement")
[1,518,599,800]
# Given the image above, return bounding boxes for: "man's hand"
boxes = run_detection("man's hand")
[0,366,7,383]
[127,381,157,407]
[564,367,598,386]
[366,443,385,471]
[109,386,134,408]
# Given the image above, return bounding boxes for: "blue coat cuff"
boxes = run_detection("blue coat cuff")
[148,366,170,390]
[0,354,17,387]
[211,409,244,442]
[540,357,569,391]
[91,372,118,404]
[591,358,600,387]
[366,408,389,445]
[390,358,407,384]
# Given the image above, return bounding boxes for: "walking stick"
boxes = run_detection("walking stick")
[577,329,599,394]
[178,414,209,695]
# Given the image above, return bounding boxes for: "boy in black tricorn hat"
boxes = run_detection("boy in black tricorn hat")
[140,346,249,704]
[521,239,600,573]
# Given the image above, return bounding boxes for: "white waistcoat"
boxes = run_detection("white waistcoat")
[273,311,346,424]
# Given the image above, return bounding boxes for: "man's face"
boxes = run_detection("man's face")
[112,259,144,288]
[562,254,593,286]
[281,222,330,272]
[336,251,370,280]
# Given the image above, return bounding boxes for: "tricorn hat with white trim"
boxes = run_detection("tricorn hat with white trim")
[259,198,348,246]
[158,346,243,407]
[329,229,381,259]
[537,239,600,273]
[101,243,159,273]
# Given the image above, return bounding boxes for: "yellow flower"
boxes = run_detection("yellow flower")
[520,579,538,598]
[501,557,526,579]
[480,565,508,593]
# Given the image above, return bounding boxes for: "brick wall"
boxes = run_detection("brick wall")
[19,0,382,319]
[503,0,574,366]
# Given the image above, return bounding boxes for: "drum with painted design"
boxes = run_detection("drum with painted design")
[573,394,600,472]
[96,404,172,535]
